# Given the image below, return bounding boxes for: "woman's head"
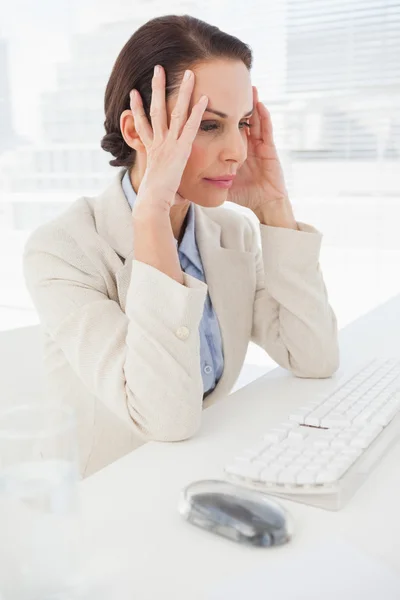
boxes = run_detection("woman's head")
[101,14,253,207]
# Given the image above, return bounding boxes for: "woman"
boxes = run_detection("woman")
[23,14,339,477]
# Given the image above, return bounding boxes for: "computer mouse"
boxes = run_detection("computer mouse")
[179,479,293,547]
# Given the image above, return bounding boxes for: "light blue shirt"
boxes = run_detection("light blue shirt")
[121,170,224,396]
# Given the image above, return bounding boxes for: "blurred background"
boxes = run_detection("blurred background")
[0,0,399,387]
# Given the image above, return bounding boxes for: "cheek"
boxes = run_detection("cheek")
[183,141,210,176]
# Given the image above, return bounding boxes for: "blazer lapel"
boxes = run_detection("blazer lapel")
[95,169,134,260]
[194,205,256,403]
[95,170,134,312]
[115,253,134,313]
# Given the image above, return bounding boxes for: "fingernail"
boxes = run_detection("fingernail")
[130,90,136,101]
[154,65,161,76]
[183,69,192,82]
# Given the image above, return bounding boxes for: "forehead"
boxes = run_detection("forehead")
[167,59,253,116]
[191,59,252,114]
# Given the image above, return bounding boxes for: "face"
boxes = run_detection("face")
[167,59,253,207]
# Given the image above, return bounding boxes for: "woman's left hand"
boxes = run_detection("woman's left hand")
[227,86,298,229]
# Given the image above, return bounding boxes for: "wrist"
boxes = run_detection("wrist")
[132,206,175,244]
[135,188,174,216]
[254,200,298,230]
[132,203,170,224]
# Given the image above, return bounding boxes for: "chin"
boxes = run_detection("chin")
[185,180,228,208]
[193,196,226,208]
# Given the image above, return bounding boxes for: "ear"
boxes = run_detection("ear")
[120,109,146,152]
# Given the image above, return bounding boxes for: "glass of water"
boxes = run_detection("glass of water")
[0,403,81,600]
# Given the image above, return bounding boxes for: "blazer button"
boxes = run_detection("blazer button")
[175,326,190,340]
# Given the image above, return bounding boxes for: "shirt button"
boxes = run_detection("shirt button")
[175,326,190,340]
[204,365,213,375]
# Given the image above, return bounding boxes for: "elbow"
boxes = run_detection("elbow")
[150,409,202,442]
[128,391,203,443]
[292,344,340,379]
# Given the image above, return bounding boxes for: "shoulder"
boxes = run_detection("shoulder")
[23,197,104,279]
[25,197,95,253]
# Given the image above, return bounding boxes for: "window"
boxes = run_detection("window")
[0,0,398,347]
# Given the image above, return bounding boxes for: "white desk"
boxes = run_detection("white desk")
[79,294,400,598]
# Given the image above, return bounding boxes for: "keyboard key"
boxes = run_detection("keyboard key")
[227,460,263,480]
[303,449,318,458]
[261,446,284,459]
[314,439,331,449]
[353,409,377,425]
[296,470,317,485]
[315,469,341,484]
[260,465,281,482]
[313,455,329,465]
[277,467,301,484]
[373,401,399,426]
[330,456,353,469]
[289,409,311,424]
[305,464,320,472]
[275,457,292,469]
[331,438,348,449]
[350,430,380,449]
[263,429,288,443]
[242,439,270,458]
[341,446,363,459]
[293,455,309,465]
[285,448,302,458]
[321,449,336,459]
[321,416,352,427]
[277,422,298,431]
[225,463,249,478]
[287,430,308,443]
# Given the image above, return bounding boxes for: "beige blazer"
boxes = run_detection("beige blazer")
[23,169,339,477]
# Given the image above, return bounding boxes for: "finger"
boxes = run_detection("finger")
[249,86,262,140]
[168,69,195,139]
[150,65,168,143]
[258,103,276,148]
[130,89,153,148]
[179,94,208,150]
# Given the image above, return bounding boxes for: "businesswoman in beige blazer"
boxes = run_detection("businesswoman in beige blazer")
[23,14,339,477]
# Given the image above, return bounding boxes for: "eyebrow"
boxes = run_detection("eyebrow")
[204,107,254,118]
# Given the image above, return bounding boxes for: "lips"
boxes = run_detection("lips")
[205,175,236,181]
[203,178,234,188]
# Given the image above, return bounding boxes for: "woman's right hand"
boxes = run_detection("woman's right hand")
[130,65,208,214]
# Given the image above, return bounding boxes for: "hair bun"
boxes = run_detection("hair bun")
[100,130,133,167]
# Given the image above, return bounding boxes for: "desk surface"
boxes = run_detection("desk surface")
[79,295,400,598]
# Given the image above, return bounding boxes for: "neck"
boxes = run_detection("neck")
[170,203,190,242]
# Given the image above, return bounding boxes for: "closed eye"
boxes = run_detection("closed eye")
[200,121,252,132]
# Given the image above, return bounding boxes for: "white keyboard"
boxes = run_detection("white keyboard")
[224,358,400,510]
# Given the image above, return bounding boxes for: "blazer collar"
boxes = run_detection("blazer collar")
[94,169,244,263]
[95,169,135,260]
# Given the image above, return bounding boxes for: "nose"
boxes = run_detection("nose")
[219,128,247,166]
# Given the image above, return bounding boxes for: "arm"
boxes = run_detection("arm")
[23,227,207,442]
[132,205,184,284]
[23,66,212,443]
[248,216,340,378]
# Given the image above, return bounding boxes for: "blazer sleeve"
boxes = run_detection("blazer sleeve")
[23,228,208,443]
[249,218,340,378]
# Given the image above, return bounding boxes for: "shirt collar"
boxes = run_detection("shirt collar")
[121,169,203,272]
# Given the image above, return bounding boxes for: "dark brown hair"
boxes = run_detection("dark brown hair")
[100,14,253,168]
